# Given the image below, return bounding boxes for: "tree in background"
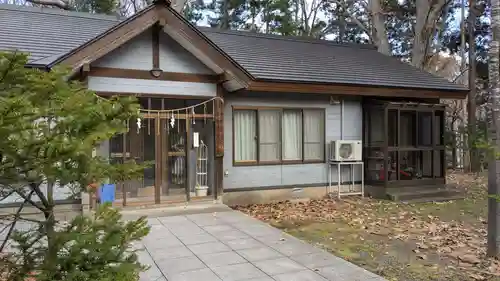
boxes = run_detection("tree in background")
[488,0,500,258]
[0,52,148,279]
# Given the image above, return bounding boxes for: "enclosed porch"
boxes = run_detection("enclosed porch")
[362,100,460,201]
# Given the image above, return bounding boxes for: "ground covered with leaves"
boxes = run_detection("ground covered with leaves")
[234,172,500,281]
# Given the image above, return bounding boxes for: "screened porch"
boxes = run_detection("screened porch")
[363,100,446,188]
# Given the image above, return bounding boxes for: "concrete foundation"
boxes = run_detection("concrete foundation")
[0,202,82,222]
[222,184,362,206]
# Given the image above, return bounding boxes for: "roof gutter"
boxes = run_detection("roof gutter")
[24,63,50,71]
[24,61,87,83]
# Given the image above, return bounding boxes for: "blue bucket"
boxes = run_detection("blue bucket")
[99,184,116,203]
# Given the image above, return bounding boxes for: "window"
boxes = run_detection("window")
[303,109,324,161]
[259,110,281,161]
[234,110,257,162]
[233,107,325,165]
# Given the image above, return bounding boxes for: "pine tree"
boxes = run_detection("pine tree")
[0,51,148,279]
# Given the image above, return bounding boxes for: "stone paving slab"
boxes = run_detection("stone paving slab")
[136,210,387,281]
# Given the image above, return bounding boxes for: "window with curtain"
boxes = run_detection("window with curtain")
[233,107,325,165]
[282,110,302,161]
[259,110,280,161]
[303,109,324,161]
[234,110,257,162]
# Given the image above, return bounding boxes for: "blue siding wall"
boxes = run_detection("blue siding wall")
[223,92,363,190]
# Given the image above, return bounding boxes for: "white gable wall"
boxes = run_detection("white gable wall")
[94,31,152,70]
[88,28,216,97]
[159,33,213,74]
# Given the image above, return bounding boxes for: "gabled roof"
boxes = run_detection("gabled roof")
[0,2,467,93]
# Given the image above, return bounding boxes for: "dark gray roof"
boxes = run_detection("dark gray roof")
[0,4,117,65]
[0,3,467,92]
[201,28,466,91]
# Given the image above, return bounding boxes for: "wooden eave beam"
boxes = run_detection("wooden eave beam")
[89,67,220,83]
[246,81,467,99]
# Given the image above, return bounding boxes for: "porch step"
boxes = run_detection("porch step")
[399,194,465,204]
[119,200,231,220]
[386,186,464,202]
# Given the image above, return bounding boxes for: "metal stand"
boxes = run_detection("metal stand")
[328,161,364,199]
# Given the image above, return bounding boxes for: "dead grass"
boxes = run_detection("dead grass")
[234,172,500,281]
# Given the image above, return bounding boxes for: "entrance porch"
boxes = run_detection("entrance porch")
[106,97,219,207]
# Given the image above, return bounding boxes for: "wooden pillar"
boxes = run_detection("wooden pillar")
[154,117,161,204]
[383,106,389,189]
[441,110,446,178]
[206,120,216,198]
[431,109,436,178]
[186,116,193,201]
[396,109,400,181]
[214,84,224,199]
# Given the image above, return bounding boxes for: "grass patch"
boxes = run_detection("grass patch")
[236,173,497,281]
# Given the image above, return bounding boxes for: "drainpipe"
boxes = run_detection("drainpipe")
[341,99,344,140]
[340,99,344,186]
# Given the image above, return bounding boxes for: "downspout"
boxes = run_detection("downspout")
[341,99,344,140]
[340,99,344,186]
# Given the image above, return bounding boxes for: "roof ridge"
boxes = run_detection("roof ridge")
[0,3,120,21]
[200,27,376,50]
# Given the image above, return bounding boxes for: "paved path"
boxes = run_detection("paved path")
[137,210,386,281]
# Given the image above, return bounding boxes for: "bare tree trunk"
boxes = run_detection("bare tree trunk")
[468,0,479,172]
[369,0,390,55]
[488,0,500,258]
[460,0,471,171]
[412,0,447,68]
[338,9,346,43]
[220,0,230,29]
[452,138,458,168]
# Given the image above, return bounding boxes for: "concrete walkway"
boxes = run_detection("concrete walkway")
[136,210,386,281]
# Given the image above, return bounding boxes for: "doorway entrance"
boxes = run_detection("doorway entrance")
[108,97,217,207]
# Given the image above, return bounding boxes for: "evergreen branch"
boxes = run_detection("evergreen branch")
[0,52,17,84]
[9,184,47,212]
[0,190,15,202]
[0,190,35,252]
[30,182,50,210]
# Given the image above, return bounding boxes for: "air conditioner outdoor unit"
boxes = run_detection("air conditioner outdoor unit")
[329,140,362,162]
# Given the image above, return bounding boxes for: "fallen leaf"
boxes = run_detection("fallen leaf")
[416,254,427,260]
[469,273,486,280]
[459,254,481,264]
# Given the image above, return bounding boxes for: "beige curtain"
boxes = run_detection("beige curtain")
[304,109,324,160]
[234,110,257,161]
[259,110,280,161]
[282,110,302,160]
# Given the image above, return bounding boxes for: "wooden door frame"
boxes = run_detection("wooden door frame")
[143,114,189,204]
[143,113,216,204]
[115,112,217,206]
